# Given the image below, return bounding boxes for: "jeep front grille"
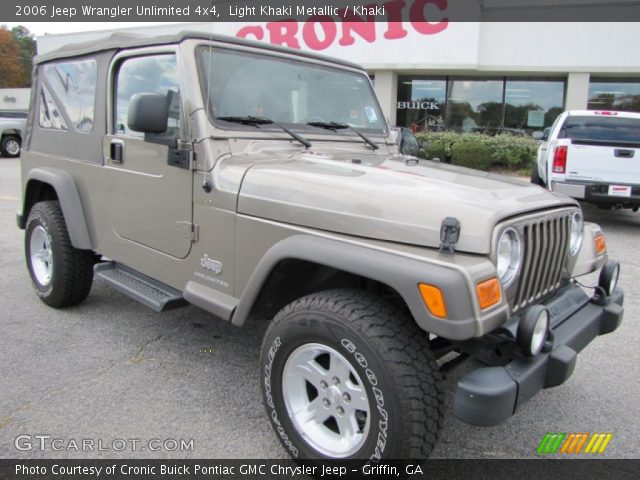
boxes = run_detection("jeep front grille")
[513,214,571,311]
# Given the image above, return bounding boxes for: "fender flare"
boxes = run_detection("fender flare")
[231,234,480,340]
[22,167,92,250]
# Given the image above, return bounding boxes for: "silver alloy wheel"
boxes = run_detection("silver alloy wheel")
[282,343,370,458]
[30,225,53,285]
[4,139,20,156]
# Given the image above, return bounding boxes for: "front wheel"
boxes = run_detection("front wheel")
[260,289,445,461]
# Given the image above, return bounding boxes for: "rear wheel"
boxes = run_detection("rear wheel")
[530,166,546,187]
[260,289,445,461]
[1,135,21,157]
[25,201,95,308]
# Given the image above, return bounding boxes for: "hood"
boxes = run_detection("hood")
[237,151,575,254]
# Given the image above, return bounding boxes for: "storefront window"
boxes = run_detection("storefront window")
[395,75,566,134]
[588,78,640,112]
[396,76,446,130]
[504,78,565,132]
[446,78,503,132]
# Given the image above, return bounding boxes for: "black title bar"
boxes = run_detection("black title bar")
[1,459,640,480]
[7,0,640,22]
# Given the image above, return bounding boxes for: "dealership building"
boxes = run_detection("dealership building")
[38,21,640,133]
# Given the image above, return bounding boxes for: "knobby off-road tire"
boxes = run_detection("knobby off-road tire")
[260,289,445,461]
[25,201,95,308]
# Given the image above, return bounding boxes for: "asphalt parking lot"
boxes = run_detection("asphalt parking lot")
[0,156,638,460]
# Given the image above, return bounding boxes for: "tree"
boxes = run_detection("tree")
[11,25,36,85]
[0,25,35,88]
[0,27,27,87]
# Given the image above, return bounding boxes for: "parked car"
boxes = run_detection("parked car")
[0,110,27,157]
[532,110,640,210]
[18,31,623,462]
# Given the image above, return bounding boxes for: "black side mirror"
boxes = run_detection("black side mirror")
[127,93,169,134]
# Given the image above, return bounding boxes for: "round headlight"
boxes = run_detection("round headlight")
[569,211,584,256]
[496,228,522,287]
[517,306,550,356]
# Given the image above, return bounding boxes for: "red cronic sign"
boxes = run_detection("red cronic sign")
[236,0,449,51]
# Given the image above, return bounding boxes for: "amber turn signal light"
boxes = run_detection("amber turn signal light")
[595,234,606,255]
[476,278,501,310]
[419,283,447,319]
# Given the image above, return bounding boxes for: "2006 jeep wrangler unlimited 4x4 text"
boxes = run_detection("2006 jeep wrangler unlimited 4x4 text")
[18,32,623,461]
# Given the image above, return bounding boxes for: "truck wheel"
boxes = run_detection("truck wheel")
[25,201,95,308]
[530,166,546,187]
[260,289,445,461]
[1,135,21,157]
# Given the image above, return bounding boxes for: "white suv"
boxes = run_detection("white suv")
[532,110,640,211]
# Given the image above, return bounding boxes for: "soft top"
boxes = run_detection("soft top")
[34,30,363,70]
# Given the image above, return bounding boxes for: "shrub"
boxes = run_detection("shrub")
[415,130,538,172]
[451,139,492,170]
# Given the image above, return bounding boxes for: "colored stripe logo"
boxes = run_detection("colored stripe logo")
[537,433,612,454]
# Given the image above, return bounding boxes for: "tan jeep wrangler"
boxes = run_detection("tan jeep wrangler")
[18,31,623,461]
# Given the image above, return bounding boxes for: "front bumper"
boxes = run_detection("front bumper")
[453,286,624,426]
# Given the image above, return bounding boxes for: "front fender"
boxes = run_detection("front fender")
[231,234,505,340]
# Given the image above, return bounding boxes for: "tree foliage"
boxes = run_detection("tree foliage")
[0,25,36,88]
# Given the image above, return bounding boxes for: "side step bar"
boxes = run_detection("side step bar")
[94,262,187,312]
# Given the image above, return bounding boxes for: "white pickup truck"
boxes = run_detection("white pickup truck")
[532,110,640,211]
[0,110,27,157]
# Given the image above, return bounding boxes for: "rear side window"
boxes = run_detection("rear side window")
[41,59,97,133]
[560,115,640,143]
[39,86,68,130]
[114,54,180,139]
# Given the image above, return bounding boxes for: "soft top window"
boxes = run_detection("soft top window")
[41,59,97,133]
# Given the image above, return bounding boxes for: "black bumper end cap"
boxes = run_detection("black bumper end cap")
[453,367,517,426]
[601,297,623,335]
[544,345,577,388]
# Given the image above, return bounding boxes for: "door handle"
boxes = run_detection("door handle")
[615,149,634,158]
[110,140,124,163]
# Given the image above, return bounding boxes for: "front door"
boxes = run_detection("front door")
[103,51,192,259]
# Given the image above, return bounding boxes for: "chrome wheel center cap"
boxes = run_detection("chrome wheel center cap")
[327,386,341,405]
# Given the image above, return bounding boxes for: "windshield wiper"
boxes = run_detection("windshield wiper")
[217,116,312,149]
[306,121,379,150]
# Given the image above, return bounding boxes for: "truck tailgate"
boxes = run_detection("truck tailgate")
[566,141,640,185]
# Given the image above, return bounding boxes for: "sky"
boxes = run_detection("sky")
[2,22,186,37]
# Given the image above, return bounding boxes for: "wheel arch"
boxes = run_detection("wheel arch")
[19,168,92,250]
[231,235,477,339]
[1,129,22,138]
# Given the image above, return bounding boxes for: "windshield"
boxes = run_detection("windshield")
[197,47,386,134]
[560,115,640,143]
